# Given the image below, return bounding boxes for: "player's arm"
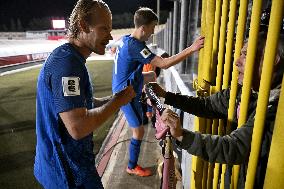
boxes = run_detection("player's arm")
[150,36,204,69]
[60,86,135,140]
[93,95,113,107]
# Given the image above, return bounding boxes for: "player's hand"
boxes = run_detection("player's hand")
[189,36,205,52]
[160,109,183,138]
[148,82,166,98]
[115,85,136,106]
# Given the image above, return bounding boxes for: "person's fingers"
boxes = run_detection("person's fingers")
[166,110,179,118]
[195,36,201,40]
[164,114,179,126]
[198,35,205,40]
[164,118,174,127]
[170,112,179,117]
[161,114,173,123]
[197,36,205,44]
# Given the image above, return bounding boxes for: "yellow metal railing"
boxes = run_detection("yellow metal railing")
[245,0,283,188]
[222,0,238,90]
[220,0,238,188]
[233,0,263,187]
[203,1,217,188]
[214,0,229,92]
[229,0,249,188]
[212,0,227,188]
[190,0,283,188]
[191,0,208,187]
[211,0,222,87]
[237,0,262,125]
[263,77,284,188]
[203,0,216,83]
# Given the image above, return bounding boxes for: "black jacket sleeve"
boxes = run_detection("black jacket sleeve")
[177,120,253,164]
[164,89,231,119]
[175,98,277,165]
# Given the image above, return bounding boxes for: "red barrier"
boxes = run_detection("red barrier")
[0,52,49,67]
[47,36,66,40]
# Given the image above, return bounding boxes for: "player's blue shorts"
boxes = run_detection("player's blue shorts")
[121,98,143,128]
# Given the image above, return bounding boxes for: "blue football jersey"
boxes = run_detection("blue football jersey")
[35,43,103,188]
[112,35,156,98]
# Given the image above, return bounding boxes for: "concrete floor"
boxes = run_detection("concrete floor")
[100,113,182,189]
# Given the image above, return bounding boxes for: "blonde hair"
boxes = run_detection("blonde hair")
[67,0,110,39]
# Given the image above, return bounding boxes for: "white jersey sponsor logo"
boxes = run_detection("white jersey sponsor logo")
[140,48,151,58]
[62,77,80,96]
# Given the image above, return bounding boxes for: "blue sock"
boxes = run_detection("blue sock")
[128,138,142,169]
[147,105,153,113]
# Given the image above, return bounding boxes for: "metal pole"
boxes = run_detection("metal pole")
[236,0,263,187]
[168,11,173,56]
[264,78,284,188]
[202,0,216,83]
[246,0,283,187]
[164,21,168,51]
[178,0,189,73]
[237,0,263,126]
[185,0,199,74]
[192,1,206,188]
[172,0,179,56]
[227,0,249,188]
[157,0,160,25]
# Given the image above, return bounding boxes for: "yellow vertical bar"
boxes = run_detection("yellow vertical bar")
[212,120,225,189]
[218,0,238,188]
[236,0,263,186]
[237,0,263,126]
[203,119,213,189]
[191,118,206,189]
[215,0,229,92]
[192,0,208,187]
[211,0,222,87]
[222,0,237,90]
[210,1,222,188]
[202,0,217,187]
[207,159,215,188]
[245,0,283,188]
[191,117,199,189]
[263,77,284,188]
[234,0,263,187]
[197,0,207,86]
[212,0,230,188]
[229,0,249,188]
[203,0,216,83]
[228,0,249,128]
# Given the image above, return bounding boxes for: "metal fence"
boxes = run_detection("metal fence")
[149,0,283,188]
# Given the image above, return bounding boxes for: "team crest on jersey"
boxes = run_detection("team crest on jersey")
[140,48,151,58]
[62,77,80,96]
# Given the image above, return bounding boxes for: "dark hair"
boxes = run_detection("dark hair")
[134,7,158,28]
[68,0,110,39]
[273,34,284,87]
[256,33,284,88]
[259,7,284,34]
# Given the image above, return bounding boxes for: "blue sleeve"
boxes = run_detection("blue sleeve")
[48,57,88,114]
[128,40,156,64]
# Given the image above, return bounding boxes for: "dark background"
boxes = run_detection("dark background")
[0,0,173,31]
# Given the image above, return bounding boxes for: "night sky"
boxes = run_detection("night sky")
[0,0,173,29]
